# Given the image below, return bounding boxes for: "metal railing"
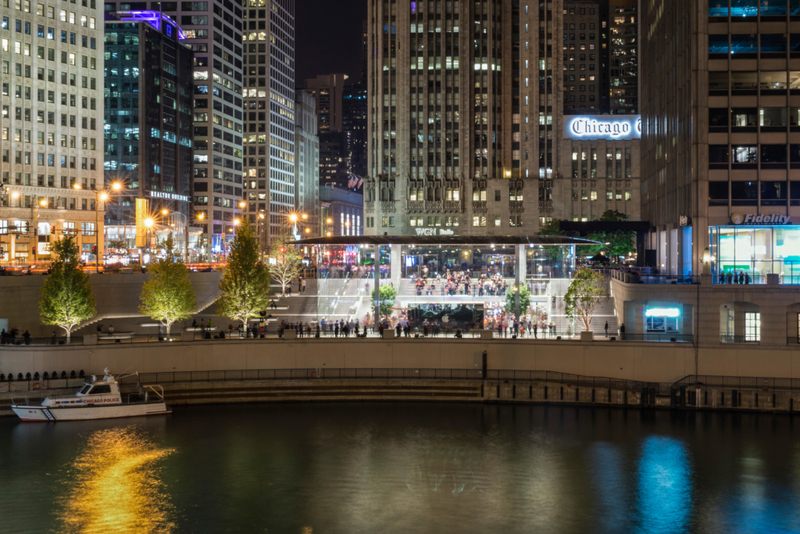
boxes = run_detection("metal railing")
[0,369,661,395]
[128,368,655,394]
[611,270,699,285]
[672,374,800,391]
[719,335,760,344]
[618,333,694,343]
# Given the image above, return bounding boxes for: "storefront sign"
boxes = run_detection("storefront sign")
[414,228,455,236]
[731,213,792,225]
[645,308,680,318]
[565,116,642,140]
[148,191,190,202]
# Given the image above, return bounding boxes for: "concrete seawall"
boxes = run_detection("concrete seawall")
[3,338,800,384]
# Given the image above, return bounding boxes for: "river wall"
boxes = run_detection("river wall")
[3,338,800,384]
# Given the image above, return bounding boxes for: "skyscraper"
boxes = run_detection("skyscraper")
[294,88,318,237]
[242,0,295,244]
[0,0,105,263]
[366,0,543,236]
[642,0,800,277]
[104,0,244,260]
[103,13,193,250]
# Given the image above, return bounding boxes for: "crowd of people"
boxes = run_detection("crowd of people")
[414,270,510,297]
[0,327,31,345]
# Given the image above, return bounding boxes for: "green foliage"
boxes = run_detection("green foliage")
[564,267,609,332]
[217,220,271,326]
[107,238,128,253]
[39,235,96,338]
[537,218,564,236]
[269,236,304,296]
[598,209,629,222]
[580,230,636,261]
[139,234,196,334]
[372,284,398,316]
[504,283,531,315]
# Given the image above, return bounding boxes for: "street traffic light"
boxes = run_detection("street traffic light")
[91,245,97,255]
[280,247,285,253]
[31,246,36,254]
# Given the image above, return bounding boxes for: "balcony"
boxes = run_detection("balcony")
[539,200,553,211]
[380,201,396,212]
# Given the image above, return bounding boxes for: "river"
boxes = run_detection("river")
[1,403,799,533]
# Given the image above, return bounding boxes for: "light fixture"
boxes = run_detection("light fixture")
[39,199,47,207]
[72,183,81,190]
[305,228,310,233]
[289,213,298,223]
[239,201,246,208]
[11,192,20,199]
[326,218,332,224]
[326,231,332,237]
[302,213,308,220]
[161,209,168,215]
[99,192,109,201]
[111,182,122,191]
[234,218,241,225]
[144,218,154,228]
[197,212,205,220]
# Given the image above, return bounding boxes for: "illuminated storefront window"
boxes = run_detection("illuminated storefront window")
[709,225,800,284]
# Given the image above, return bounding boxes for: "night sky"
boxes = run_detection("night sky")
[295,0,368,87]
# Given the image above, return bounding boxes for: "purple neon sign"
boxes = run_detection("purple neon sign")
[117,11,187,40]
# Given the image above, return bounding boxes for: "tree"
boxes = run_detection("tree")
[564,267,609,332]
[582,230,636,262]
[598,209,629,222]
[504,283,531,315]
[537,218,564,236]
[139,234,196,335]
[372,284,397,317]
[39,235,96,339]
[269,236,304,296]
[216,220,271,327]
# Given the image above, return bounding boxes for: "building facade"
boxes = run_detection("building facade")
[366,0,554,237]
[319,184,362,237]
[103,14,193,248]
[642,0,800,279]
[551,0,641,224]
[1,0,105,263]
[241,0,295,244]
[294,89,318,237]
[105,0,244,260]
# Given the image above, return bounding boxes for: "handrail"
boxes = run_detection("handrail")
[672,374,800,391]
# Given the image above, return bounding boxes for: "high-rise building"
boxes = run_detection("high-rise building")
[241,0,295,244]
[553,0,641,224]
[294,89,318,237]
[642,0,800,277]
[305,73,348,135]
[104,0,244,260]
[0,0,105,263]
[103,13,193,250]
[343,81,368,180]
[366,1,546,236]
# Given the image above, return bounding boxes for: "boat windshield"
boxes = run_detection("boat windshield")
[78,385,91,395]
[89,385,112,395]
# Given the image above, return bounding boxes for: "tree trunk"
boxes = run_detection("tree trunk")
[165,322,171,336]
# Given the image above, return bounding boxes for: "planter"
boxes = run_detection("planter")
[83,334,98,345]
[382,330,395,339]
[480,330,494,340]
[283,329,297,340]
[580,331,594,342]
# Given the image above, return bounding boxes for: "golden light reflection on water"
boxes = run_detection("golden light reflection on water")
[58,426,176,534]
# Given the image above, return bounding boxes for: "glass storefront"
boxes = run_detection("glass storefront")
[709,226,800,284]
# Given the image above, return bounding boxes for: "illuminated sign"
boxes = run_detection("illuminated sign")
[645,308,681,318]
[148,191,190,202]
[117,11,187,39]
[566,116,642,140]
[731,213,792,225]
[414,228,455,236]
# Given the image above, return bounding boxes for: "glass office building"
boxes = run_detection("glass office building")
[709,223,800,284]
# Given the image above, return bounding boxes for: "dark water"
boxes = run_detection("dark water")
[1,403,800,534]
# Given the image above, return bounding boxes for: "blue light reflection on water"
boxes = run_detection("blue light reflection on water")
[635,436,693,534]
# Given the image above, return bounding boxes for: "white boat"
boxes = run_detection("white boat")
[11,369,171,422]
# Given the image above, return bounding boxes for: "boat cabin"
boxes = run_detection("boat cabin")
[43,375,122,407]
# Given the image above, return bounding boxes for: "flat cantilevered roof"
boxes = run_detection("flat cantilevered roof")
[295,235,599,246]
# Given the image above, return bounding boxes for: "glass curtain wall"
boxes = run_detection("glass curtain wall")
[709,226,800,283]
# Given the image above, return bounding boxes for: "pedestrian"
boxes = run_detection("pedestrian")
[533,322,538,339]
[23,330,30,345]
[604,321,609,337]
[334,323,339,337]
[745,272,750,284]
[51,331,56,345]
[228,323,234,337]
[620,323,626,341]
[302,278,307,293]
[316,325,320,338]
[96,323,103,334]
[108,324,115,335]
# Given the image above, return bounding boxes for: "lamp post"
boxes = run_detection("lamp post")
[196,211,206,263]
[143,217,154,263]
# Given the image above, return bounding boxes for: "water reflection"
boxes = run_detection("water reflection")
[57,426,175,534]
[636,436,693,533]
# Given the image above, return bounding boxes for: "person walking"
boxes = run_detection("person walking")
[619,323,626,341]
[108,324,115,335]
[533,322,538,339]
[302,278,307,293]
[23,330,30,345]
[604,321,609,338]
[334,323,339,337]
[51,331,56,345]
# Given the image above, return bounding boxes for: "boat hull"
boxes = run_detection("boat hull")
[11,402,171,421]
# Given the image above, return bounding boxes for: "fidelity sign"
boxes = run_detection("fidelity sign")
[566,116,642,140]
[731,213,793,225]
